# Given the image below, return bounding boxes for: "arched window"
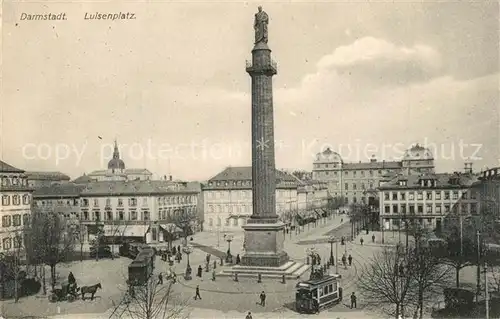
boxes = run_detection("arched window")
[208,218,213,226]
[217,217,221,226]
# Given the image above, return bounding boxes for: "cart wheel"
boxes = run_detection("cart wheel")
[67,294,76,302]
[49,293,58,303]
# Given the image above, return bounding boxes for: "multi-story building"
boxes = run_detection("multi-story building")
[0,161,33,254]
[202,167,298,231]
[378,172,478,231]
[82,140,153,182]
[312,144,435,205]
[32,180,200,244]
[26,171,71,188]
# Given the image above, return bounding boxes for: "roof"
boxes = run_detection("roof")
[379,172,478,190]
[80,181,199,196]
[33,183,86,198]
[72,174,96,184]
[343,161,402,170]
[208,166,297,182]
[26,171,70,181]
[102,225,149,237]
[125,169,153,175]
[0,160,24,173]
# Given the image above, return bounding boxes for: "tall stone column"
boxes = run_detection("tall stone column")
[241,8,289,267]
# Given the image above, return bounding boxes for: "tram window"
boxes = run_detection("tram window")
[332,282,337,291]
[328,284,333,293]
[323,286,328,295]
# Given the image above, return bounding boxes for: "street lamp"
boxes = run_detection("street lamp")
[182,245,193,280]
[225,234,234,263]
[328,236,339,274]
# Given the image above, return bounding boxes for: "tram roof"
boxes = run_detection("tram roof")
[296,274,341,288]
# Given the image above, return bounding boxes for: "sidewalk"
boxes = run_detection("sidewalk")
[351,231,415,248]
[292,215,350,242]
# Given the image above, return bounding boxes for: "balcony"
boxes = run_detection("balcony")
[246,59,277,75]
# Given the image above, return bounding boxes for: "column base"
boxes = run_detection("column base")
[241,222,289,267]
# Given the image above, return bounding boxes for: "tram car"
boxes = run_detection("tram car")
[127,246,156,286]
[295,273,342,314]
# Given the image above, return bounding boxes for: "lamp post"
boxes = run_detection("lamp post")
[328,236,335,266]
[306,247,317,277]
[182,245,193,280]
[225,234,234,263]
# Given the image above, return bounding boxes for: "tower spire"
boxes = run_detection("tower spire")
[113,139,120,159]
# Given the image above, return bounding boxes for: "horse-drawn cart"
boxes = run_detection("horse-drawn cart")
[49,282,79,302]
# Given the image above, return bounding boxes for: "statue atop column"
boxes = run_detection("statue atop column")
[254,6,269,44]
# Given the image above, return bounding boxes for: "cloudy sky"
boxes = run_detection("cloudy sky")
[2,0,499,180]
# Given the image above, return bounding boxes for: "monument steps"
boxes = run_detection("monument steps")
[219,261,311,279]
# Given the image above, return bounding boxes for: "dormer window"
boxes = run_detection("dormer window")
[399,180,407,186]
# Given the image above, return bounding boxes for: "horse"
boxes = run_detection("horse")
[80,283,102,301]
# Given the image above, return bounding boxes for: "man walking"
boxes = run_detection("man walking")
[342,254,347,268]
[157,272,163,285]
[350,292,357,309]
[348,254,353,266]
[194,285,202,300]
[259,291,266,306]
[372,234,375,243]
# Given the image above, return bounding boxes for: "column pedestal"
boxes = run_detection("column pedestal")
[241,222,289,267]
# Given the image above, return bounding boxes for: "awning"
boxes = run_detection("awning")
[314,209,323,217]
[160,223,182,233]
[103,225,149,237]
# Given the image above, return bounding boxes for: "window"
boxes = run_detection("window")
[23,214,30,225]
[225,219,230,226]
[119,211,124,220]
[23,195,30,205]
[118,198,123,206]
[144,211,150,221]
[353,184,357,190]
[392,193,397,200]
[94,212,101,221]
[106,211,112,220]
[445,192,450,200]
[142,197,148,205]
[2,216,12,227]
[417,192,423,200]
[436,206,442,214]
[471,203,477,214]
[106,198,111,206]
[12,214,21,226]
[345,183,348,190]
[2,195,10,206]
[435,191,441,200]
[233,219,238,226]
[462,192,468,200]
[344,171,348,176]
[131,211,138,220]
[93,199,99,206]
[409,192,415,200]
[12,195,20,205]
[384,192,390,200]
[400,193,405,200]
[385,205,390,213]
[452,192,458,200]
[444,204,450,212]
[3,238,12,250]
[361,183,365,190]
[392,205,398,213]
[427,218,432,223]
[361,171,365,176]
[13,236,22,248]
[129,198,137,206]
[426,204,432,214]
[353,171,357,177]
[82,199,88,206]
[83,211,89,220]
[417,205,423,213]
[426,192,432,200]
[410,205,415,214]
[461,204,467,214]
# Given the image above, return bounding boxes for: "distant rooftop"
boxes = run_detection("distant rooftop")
[26,171,71,181]
[0,160,24,173]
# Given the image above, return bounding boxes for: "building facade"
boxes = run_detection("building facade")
[84,140,153,182]
[203,167,298,231]
[26,171,71,188]
[378,172,478,231]
[312,144,436,205]
[33,180,200,244]
[0,161,32,254]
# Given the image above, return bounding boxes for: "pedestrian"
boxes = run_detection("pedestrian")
[341,236,345,245]
[194,285,202,300]
[259,291,266,306]
[342,255,347,268]
[157,272,163,285]
[172,269,177,283]
[341,218,343,223]
[350,292,357,309]
[372,234,375,243]
[197,265,203,277]
[173,246,177,255]
[360,237,364,245]
[236,254,241,264]
[177,245,181,253]
[246,311,253,319]
[348,254,352,266]
[68,271,76,285]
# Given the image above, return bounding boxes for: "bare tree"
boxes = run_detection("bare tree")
[111,277,189,319]
[408,230,452,319]
[358,246,416,318]
[25,209,75,291]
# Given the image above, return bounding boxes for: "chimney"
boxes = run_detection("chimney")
[169,175,173,181]
[464,162,473,174]
[164,175,167,180]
